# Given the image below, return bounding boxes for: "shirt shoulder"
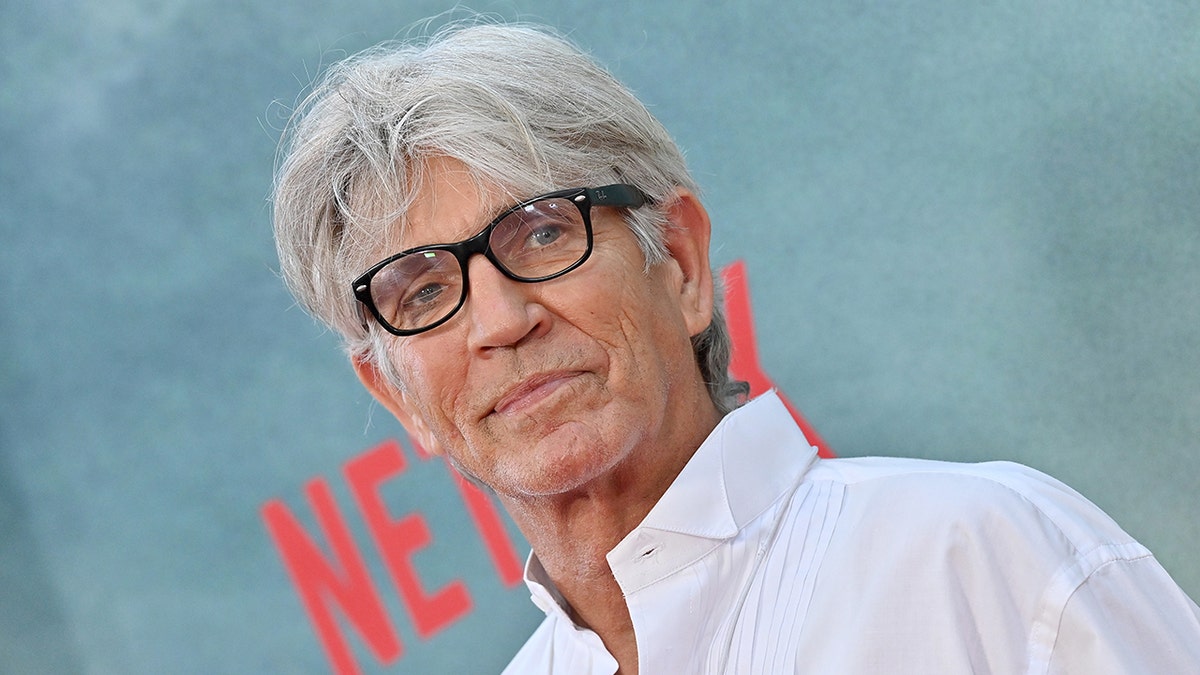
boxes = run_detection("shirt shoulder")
[796,457,1173,672]
[806,456,1139,556]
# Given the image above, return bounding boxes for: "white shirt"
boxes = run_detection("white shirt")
[504,392,1200,674]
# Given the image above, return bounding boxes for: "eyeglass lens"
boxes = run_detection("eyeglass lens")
[367,196,589,333]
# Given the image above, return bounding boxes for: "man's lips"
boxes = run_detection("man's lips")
[491,371,585,416]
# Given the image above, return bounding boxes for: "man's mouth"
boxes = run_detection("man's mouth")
[491,371,585,416]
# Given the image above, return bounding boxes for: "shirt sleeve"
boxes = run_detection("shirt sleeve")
[1036,546,1200,674]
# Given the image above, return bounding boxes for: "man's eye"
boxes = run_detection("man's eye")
[403,282,445,308]
[527,224,564,247]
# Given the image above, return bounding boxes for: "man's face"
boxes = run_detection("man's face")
[364,157,713,500]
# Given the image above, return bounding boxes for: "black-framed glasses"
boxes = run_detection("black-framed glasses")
[352,184,648,336]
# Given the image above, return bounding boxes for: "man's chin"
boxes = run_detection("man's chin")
[485,426,625,499]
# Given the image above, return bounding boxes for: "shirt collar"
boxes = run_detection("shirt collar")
[524,391,818,611]
[625,390,818,540]
[524,554,571,620]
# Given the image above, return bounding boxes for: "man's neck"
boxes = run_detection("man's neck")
[521,497,641,673]
[499,398,723,674]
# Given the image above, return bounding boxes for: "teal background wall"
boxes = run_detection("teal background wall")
[2,1,1197,672]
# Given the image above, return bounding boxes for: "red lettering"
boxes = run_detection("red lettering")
[450,471,525,587]
[344,440,472,639]
[261,480,401,675]
[406,434,525,588]
[722,260,833,457]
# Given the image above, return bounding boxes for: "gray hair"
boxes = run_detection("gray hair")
[272,21,746,413]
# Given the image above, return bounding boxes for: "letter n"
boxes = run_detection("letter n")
[262,479,402,675]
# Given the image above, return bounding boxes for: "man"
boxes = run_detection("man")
[272,21,1200,674]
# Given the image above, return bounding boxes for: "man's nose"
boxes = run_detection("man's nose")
[463,254,550,350]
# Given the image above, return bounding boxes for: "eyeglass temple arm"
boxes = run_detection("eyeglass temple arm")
[589,184,649,208]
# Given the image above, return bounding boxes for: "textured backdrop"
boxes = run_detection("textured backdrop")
[2,1,1197,672]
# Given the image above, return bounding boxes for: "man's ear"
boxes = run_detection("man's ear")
[351,354,445,457]
[661,188,715,338]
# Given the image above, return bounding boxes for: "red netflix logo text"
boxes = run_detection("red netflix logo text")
[261,261,830,674]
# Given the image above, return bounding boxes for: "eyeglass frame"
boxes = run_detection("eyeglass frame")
[351,183,649,336]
